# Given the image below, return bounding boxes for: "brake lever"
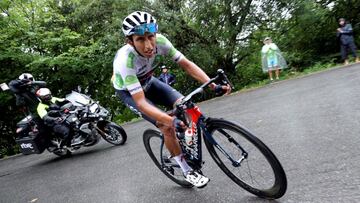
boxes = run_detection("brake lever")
[173,104,190,128]
[217,69,235,90]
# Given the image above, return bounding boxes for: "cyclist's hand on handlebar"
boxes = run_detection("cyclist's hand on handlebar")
[173,117,186,132]
[210,83,231,96]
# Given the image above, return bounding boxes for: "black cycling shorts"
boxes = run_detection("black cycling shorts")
[115,76,183,126]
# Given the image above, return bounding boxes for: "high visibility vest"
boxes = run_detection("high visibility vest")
[36,97,65,119]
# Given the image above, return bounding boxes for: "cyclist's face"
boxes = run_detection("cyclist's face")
[131,33,156,58]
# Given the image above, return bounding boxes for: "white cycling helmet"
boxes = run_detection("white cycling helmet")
[36,88,52,103]
[18,73,34,82]
[122,11,158,36]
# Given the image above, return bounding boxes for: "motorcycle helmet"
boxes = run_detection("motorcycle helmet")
[18,73,34,82]
[36,88,52,103]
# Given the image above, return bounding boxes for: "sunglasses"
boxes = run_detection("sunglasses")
[133,23,158,35]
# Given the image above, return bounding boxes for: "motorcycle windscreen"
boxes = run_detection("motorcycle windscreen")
[1,83,9,91]
[65,91,91,106]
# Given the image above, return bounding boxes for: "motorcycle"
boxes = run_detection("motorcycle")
[1,82,127,157]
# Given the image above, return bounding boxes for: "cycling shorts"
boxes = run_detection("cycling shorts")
[116,76,183,126]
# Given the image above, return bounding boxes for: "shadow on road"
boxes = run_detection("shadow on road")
[35,144,121,166]
[239,196,283,203]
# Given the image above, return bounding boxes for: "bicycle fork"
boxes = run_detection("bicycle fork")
[203,125,248,167]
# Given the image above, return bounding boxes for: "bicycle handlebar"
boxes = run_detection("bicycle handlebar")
[169,69,233,126]
[181,69,233,104]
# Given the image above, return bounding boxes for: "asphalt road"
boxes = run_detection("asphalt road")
[1,64,360,203]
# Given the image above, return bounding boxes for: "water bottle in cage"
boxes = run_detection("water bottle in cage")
[184,126,195,146]
[183,105,201,146]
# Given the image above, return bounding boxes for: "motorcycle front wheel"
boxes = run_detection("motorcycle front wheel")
[99,122,127,146]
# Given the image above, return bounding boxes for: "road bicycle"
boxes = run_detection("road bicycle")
[143,69,287,199]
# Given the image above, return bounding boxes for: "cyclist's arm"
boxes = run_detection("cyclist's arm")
[131,90,173,127]
[178,57,210,84]
[178,57,231,93]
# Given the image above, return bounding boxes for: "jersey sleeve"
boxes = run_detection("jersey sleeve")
[113,49,142,95]
[156,34,184,63]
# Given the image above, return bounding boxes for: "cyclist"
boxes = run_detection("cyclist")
[112,11,230,188]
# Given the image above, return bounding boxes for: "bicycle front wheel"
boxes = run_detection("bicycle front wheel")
[204,118,287,199]
[143,129,193,188]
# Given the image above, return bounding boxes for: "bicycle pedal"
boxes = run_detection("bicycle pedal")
[162,166,175,175]
[163,156,172,163]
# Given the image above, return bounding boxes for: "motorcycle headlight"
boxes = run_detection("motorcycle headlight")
[89,103,99,113]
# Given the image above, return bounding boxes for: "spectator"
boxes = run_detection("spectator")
[261,37,287,81]
[337,18,360,65]
[158,65,176,86]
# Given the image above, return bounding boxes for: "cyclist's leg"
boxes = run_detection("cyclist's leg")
[116,88,182,156]
[145,77,210,187]
[145,77,183,107]
[116,85,183,156]
[145,77,185,157]
[116,85,182,156]
[115,89,157,125]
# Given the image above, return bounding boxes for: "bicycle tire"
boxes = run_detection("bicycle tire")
[204,118,287,199]
[143,129,193,188]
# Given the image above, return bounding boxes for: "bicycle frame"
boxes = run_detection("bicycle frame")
[158,69,247,170]
[159,106,249,171]
[145,69,286,198]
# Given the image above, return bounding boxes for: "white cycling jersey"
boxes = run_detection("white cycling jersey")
[112,34,184,95]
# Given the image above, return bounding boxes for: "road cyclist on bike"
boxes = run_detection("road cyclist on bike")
[112,11,230,188]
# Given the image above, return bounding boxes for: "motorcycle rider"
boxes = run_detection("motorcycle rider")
[8,73,42,112]
[36,88,84,147]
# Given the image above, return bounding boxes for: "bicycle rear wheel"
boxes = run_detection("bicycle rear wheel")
[143,129,193,188]
[204,118,287,199]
